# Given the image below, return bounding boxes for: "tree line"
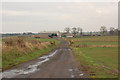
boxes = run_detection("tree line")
[100,26,119,36]
[64,26,119,36]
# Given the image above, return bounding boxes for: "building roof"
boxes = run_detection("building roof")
[39,31,60,34]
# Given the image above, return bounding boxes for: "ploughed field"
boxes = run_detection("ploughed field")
[1,36,60,70]
[68,36,118,78]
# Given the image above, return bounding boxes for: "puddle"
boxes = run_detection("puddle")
[71,74,75,78]
[68,49,71,51]
[2,50,59,78]
[39,50,58,59]
[68,68,85,78]
[0,72,2,80]
[79,73,84,76]
[68,69,73,72]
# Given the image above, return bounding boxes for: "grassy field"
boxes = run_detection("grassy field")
[74,41,118,46]
[69,36,118,78]
[68,36,118,42]
[2,36,60,70]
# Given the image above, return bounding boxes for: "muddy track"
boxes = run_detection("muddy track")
[1,40,88,78]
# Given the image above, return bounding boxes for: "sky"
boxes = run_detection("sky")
[1,1,119,33]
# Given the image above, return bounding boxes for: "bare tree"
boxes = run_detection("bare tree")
[100,26,107,36]
[109,27,115,35]
[80,28,83,35]
[77,27,80,33]
[64,27,70,33]
[77,27,83,35]
[114,28,119,35]
[72,27,77,37]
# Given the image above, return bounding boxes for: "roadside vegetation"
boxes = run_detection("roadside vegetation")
[68,36,118,78]
[2,36,60,70]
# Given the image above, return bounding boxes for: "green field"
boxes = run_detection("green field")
[74,41,118,46]
[2,45,56,70]
[69,36,118,42]
[2,37,60,70]
[69,36,118,78]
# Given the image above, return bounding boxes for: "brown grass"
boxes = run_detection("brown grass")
[74,45,119,48]
[2,36,54,54]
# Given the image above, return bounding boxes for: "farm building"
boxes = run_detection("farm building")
[32,31,61,38]
[61,33,74,38]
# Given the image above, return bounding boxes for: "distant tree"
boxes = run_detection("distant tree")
[23,32,26,35]
[64,27,70,33]
[109,27,115,35]
[100,26,107,36]
[27,32,32,35]
[90,31,92,36]
[114,28,119,35]
[77,27,81,33]
[72,27,77,37]
[80,28,83,35]
[77,27,83,35]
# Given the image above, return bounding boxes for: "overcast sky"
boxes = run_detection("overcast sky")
[1,2,118,33]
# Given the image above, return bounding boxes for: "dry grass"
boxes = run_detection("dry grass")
[2,36,58,70]
[2,36,54,54]
[68,36,119,48]
[73,45,119,48]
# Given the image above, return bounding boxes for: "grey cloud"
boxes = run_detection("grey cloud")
[2,2,118,33]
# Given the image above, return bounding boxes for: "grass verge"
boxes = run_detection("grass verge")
[2,45,56,70]
[2,37,60,70]
[72,46,118,78]
[69,36,118,78]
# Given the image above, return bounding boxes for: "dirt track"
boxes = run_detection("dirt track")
[2,40,88,78]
